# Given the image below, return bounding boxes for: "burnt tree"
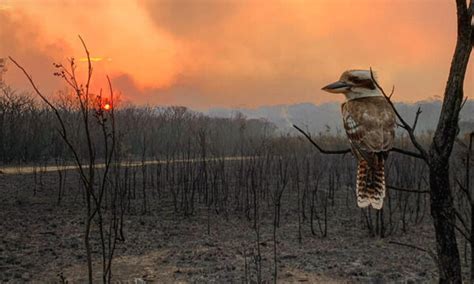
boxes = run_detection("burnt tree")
[295,0,473,282]
[427,1,472,282]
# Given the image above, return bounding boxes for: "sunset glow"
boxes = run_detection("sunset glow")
[78,57,112,63]
[1,0,472,109]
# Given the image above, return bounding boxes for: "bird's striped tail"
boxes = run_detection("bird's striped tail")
[356,159,385,210]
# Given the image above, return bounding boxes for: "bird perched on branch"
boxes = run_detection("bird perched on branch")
[322,70,396,209]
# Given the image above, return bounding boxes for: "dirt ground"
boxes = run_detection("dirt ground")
[0,169,449,283]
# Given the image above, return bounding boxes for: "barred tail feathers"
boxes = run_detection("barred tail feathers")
[356,159,386,210]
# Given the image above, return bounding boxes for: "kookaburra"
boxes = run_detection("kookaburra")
[322,70,396,209]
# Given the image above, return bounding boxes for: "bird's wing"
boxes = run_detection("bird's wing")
[342,97,396,162]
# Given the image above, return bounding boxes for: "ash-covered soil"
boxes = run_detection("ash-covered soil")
[0,170,447,283]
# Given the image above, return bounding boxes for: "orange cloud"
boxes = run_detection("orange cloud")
[78,57,112,62]
[1,0,472,109]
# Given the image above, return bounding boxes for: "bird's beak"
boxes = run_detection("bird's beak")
[321,81,351,93]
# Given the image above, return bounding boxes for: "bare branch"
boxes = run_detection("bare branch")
[388,85,395,99]
[460,96,468,110]
[453,208,471,240]
[78,35,92,106]
[412,107,422,131]
[292,124,351,155]
[390,147,424,159]
[8,56,89,187]
[387,185,429,194]
[369,68,429,161]
[293,124,424,159]
[455,178,472,203]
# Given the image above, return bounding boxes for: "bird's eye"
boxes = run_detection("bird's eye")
[348,76,361,84]
[348,76,375,90]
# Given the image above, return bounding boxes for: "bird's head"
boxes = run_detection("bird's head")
[322,69,381,100]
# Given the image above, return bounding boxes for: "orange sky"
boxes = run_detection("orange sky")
[1,0,472,109]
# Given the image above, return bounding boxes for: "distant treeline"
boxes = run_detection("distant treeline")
[0,86,276,164]
[4,85,465,165]
[208,100,474,135]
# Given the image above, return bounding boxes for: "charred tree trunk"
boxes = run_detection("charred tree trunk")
[427,1,472,282]
[429,160,461,282]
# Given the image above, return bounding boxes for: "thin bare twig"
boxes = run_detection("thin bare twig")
[292,124,351,155]
[387,185,429,194]
[369,68,429,161]
[460,96,468,110]
[293,124,425,159]
[390,147,424,159]
[453,208,471,240]
[455,178,472,203]
[412,107,422,131]
[8,56,90,188]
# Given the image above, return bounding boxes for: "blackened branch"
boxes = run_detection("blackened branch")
[292,124,351,155]
[412,107,422,131]
[386,185,429,194]
[293,124,424,159]
[369,68,429,161]
[8,56,90,188]
[390,147,424,159]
